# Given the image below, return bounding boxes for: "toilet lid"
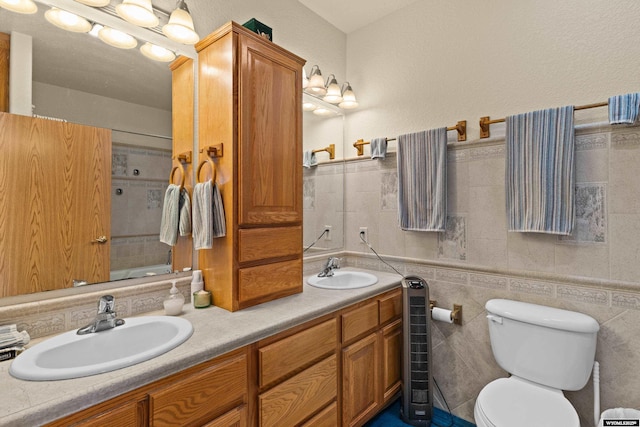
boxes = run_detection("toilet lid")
[476,378,580,427]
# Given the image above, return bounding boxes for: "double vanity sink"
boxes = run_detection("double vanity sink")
[9,268,377,383]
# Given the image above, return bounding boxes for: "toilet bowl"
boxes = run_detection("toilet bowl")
[475,299,599,427]
[474,377,579,427]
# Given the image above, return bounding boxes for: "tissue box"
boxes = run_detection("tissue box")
[243,18,272,41]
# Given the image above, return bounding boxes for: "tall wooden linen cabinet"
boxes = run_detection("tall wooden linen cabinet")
[195,22,305,311]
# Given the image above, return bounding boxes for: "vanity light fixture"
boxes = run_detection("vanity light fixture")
[312,106,337,117]
[140,41,175,62]
[116,0,159,28]
[98,26,138,49]
[338,82,359,109]
[73,0,109,6]
[162,0,199,45]
[302,67,309,89]
[302,100,317,112]
[0,0,37,14]
[45,8,92,33]
[322,74,343,104]
[305,65,327,97]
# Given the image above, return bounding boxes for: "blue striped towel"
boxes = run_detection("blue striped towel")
[160,184,181,246]
[192,180,226,250]
[506,106,575,235]
[397,128,447,231]
[370,137,388,159]
[608,93,640,124]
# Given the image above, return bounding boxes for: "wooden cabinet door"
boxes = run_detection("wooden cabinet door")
[0,113,111,296]
[237,32,302,226]
[381,319,403,404]
[342,333,380,427]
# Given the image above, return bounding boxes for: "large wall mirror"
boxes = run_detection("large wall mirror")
[1,3,347,299]
[302,93,345,255]
[0,1,191,298]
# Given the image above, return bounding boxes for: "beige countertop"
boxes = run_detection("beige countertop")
[0,268,402,427]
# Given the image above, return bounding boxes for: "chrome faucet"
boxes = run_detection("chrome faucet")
[77,295,125,335]
[318,257,341,277]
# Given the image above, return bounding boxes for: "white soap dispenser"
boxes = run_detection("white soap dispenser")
[163,281,185,316]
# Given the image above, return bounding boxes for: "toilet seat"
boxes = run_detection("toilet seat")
[474,377,580,427]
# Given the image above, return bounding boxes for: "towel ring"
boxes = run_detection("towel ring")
[169,163,185,189]
[196,158,217,184]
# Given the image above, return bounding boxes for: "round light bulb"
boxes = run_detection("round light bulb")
[0,0,37,14]
[45,8,92,33]
[98,26,138,49]
[116,0,159,28]
[140,42,176,62]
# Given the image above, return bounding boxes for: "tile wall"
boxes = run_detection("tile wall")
[111,145,172,271]
[338,123,640,424]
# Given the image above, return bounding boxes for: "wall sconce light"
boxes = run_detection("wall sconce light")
[45,7,92,32]
[116,0,159,28]
[162,0,200,45]
[339,82,359,109]
[0,0,37,14]
[303,65,360,113]
[305,65,327,97]
[323,74,343,104]
[302,100,317,112]
[140,41,176,62]
[98,26,138,49]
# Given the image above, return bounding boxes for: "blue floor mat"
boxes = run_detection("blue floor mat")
[364,399,476,427]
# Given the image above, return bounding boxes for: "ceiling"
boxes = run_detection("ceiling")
[298,0,420,34]
[0,0,417,113]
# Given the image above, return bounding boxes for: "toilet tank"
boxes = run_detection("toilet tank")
[485,299,599,391]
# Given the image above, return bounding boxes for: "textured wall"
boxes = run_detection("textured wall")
[343,123,640,424]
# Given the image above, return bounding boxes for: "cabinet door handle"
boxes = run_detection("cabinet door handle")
[92,236,108,244]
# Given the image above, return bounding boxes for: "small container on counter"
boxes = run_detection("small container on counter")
[163,281,185,316]
[193,290,211,308]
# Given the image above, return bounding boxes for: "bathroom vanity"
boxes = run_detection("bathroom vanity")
[0,269,402,427]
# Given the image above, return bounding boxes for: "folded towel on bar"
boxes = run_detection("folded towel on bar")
[506,106,575,235]
[179,188,191,237]
[397,128,448,232]
[303,151,318,168]
[608,92,640,124]
[370,137,388,159]
[192,180,227,250]
[159,184,182,246]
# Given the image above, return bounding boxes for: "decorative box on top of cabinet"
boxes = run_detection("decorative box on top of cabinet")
[194,21,306,312]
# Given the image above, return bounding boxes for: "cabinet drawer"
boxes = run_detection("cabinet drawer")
[378,289,402,325]
[202,405,246,427]
[301,402,338,427]
[342,301,379,343]
[149,352,247,427]
[259,318,336,388]
[238,259,302,306]
[238,226,302,263]
[259,355,337,427]
[73,399,145,427]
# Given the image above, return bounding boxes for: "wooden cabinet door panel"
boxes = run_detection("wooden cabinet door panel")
[259,318,336,388]
[382,319,403,404]
[259,355,337,427]
[342,301,379,343]
[202,405,247,427]
[342,333,380,427]
[237,259,302,306]
[301,402,338,427]
[149,353,247,427]
[238,33,302,226]
[238,226,302,263]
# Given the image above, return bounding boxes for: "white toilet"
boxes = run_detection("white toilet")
[474,299,600,427]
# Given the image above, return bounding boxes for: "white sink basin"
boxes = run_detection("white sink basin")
[307,270,378,290]
[10,316,193,381]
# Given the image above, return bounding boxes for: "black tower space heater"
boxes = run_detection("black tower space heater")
[400,275,433,426]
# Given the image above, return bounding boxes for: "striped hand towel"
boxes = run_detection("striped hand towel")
[397,128,447,231]
[608,93,640,124]
[370,137,388,159]
[159,184,181,246]
[192,180,227,250]
[506,106,575,235]
[178,188,192,237]
[192,180,213,250]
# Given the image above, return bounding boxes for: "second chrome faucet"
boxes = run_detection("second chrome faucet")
[77,295,125,335]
